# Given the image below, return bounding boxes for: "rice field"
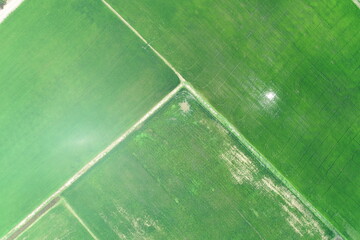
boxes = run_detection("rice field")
[99,0,360,238]
[1,0,358,239]
[0,0,178,235]
[23,89,334,239]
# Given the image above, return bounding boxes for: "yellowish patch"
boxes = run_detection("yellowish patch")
[220,144,329,240]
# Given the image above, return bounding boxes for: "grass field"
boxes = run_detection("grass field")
[102,0,360,238]
[17,200,93,240]
[0,0,178,236]
[59,89,335,239]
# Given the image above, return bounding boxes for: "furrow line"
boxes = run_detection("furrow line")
[102,0,185,83]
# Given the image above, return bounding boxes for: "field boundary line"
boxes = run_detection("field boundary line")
[2,83,183,240]
[62,198,99,240]
[102,0,185,84]
[352,0,360,8]
[0,0,26,24]
[101,1,344,239]
[6,198,61,240]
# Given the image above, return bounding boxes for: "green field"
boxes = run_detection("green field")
[0,0,178,235]
[103,0,360,238]
[18,200,93,240]
[59,90,335,239]
[2,0,359,239]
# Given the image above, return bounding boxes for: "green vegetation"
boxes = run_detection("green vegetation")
[18,201,92,240]
[62,90,334,239]
[0,0,178,236]
[2,0,357,238]
[105,0,360,238]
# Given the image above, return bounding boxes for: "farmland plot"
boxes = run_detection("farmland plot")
[102,0,360,238]
[61,90,336,240]
[0,0,178,236]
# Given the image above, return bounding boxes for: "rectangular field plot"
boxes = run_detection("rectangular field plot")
[102,0,360,238]
[0,0,178,236]
[17,200,93,240]
[62,89,335,240]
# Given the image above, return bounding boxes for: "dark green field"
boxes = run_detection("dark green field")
[104,0,360,238]
[0,0,178,235]
[60,90,334,240]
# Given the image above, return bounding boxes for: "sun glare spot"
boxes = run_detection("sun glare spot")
[265,91,276,101]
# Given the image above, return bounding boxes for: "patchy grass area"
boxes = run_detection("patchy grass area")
[0,0,178,236]
[104,0,360,238]
[61,90,335,239]
[17,201,92,240]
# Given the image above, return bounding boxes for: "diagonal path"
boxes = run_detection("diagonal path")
[102,0,186,84]
[62,199,99,240]
[0,0,26,24]
[6,198,60,240]
[352,0,360,8]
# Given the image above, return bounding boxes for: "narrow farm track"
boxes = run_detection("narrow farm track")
[6,198,60,240]
[62,199,99,240]
[353,0,360,8]
[101,0,345,239]
[0,0,25,24]
[2,83,183,240]
[101,0,186,84]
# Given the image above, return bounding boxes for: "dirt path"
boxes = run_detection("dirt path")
[0,0,25,24]
[353,0,360,8]
[6,197,60,240]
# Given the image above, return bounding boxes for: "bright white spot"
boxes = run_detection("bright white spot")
[265,91,276,101]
